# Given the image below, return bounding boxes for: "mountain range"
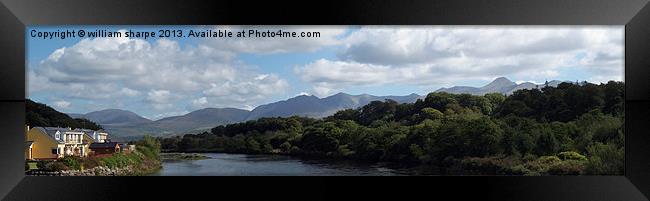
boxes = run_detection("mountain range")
[68,77,569,138]
[69,93,423,138]
[246,92,421,120]
[435,77,564,95]
[69,109,152,126]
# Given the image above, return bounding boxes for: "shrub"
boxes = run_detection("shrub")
[81,157,101,169]
[522,156,562,174]
[44,161,69,171]
[460,156,522,175]
[538,156,562,164]
[547,160,587,175]
[522,153,538,162]
[280,142,292,153]
[289,146,301,154]
[335,145,354,157]
[99,153,141,168]
[557,151,587,161]
[510,164,537,176]
[409,144,427,162]
[60,157,82,170]
[135,135,161,159]
[585,143,624,175]
[36,160,49,170]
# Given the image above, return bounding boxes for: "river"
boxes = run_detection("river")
[152,153,419,176]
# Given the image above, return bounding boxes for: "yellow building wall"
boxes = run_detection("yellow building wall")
[25,146,31,160]
[26,128,61,159]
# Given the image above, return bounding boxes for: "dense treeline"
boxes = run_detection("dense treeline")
[26,99,103,130]
[161,81,624,175]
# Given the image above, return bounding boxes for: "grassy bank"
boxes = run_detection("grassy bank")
[161,153,210,161]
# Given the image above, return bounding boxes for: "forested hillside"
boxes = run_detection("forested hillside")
[161,81,625,175]
[26,99,103,130]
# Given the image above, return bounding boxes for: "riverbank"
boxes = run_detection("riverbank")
[28,165,147,176]
[26,152,161,176]
[26,136,162,176]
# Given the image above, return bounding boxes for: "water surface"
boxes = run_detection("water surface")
[153,153,413,176]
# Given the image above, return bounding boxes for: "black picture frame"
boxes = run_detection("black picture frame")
[1,0,649,200]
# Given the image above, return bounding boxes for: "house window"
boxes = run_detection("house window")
[55,133,60,140]
[51,148,58,154]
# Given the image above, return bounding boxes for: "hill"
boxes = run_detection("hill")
[26,99,102,130]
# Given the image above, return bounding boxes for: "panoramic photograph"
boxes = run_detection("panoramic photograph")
[25,26,624,176]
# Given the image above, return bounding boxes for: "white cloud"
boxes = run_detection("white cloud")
[589,75,624,84]
[312,84,338,97]
[190,97,209,109]
[201,74,289,106]
[146,90,172,104]
[242,105,255,111]
[30,26,624,118]
[296,92,310,96]
[296,59,446,96]
[516,80,543,85]
[146,90,176,111]
[52,100,71,110]
[297,59,393,85]
[119,87,140,97]
[340,26,621,65]
[30,29,290,117]
[297,26,623,95]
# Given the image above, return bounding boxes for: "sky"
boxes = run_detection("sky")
[27,26,624,120]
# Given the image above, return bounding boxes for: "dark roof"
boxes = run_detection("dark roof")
[89,142,120,149]
[76,128,108,133]
[34,126,104,144]
[70,128,110,140]
[78,129,95,139]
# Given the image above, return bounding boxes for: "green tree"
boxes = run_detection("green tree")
[484,93,506,115]
[535,126,559,156]
[585,142,624,175]
[300,122,343,154]
[420,107,443,120]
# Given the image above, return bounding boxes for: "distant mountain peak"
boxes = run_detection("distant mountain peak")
[325,92,351,98]
[75,109,152,126]
[436,77,568,96]
[494,77,511,81]
[294,94,319,99]
[482,77,516,89]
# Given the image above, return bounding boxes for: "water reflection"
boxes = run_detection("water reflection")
[154,153,412,176]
